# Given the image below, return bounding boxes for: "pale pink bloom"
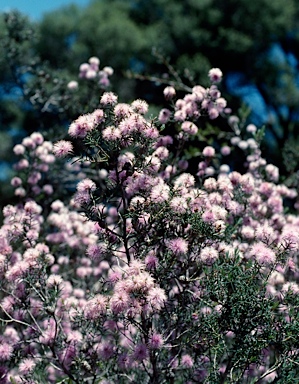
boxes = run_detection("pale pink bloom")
[170,197,188,214]
[0,343,13,361]
[84,294,107,319]
[173,173,195,190]
[66,330,83,343]
[110,291,130,314]
[208,68,223,83]
[248,243,276,266]
[148,333,164,349]
[158,108,171,124]
[19,358,36,375]
[102,126,121,140]
[46,274,63,287]
[246,124,257,133]
[221,145,231,156]
[103,66,114,75]
[208,107,219,119]
[167,238,188,255]
[100,92,118,106]
[86,243,105,260]
[199,247,219,265]
[68,113,96,138]
[92,108,105,124]
[11,177,22,187]
[131,99,149,114]
[204,177,217,191]
[89,56,100,67]
[265,164,279,182]
[6,261,30,282]
[85,69,97,79]
[147,287,167,311]
[153,146,169,160]
[77,178,96,193]
[13,144,25,155]
[114,103,132,119]
[181,121,198,135]
[202,146,215,157]
[241,225,255,240]
[163,86,176,99]
[53,140,73,157]
[150,182,170,203]
[174,109,187,122]
[67,80,78,90]
[181,354,194,368]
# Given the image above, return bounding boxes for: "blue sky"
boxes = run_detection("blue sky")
[0,0,92,20]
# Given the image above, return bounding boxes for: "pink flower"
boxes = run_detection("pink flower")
[181,121,198,135]
[167,238,188,255]
[86,243,106,261]
[77,178,96,193]
[102,126,121,140]
[147,287,167,311]
[0,343,13,361]
[208,68,223,83]
[131,99,149,114]
[202,146,215,157]
[199,247,219,265]
[110,291,130,314]
[148,333,164,349]
[53,140,73,157]
[181,354,194,368]
[163,86,176,100]
[248,243,276,266]
[84,294,107,319]
[100,92,118,106]
[19,358,36,375]
[133,343,148,361]
[68,113,96,138]
[158,108,171,124]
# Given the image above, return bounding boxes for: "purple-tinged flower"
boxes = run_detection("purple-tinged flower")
[19,358,36,375]
[0,343,13,361]
[248,243,276,266]
[167,238,188,255]
[199,247,219,265]
[163,86,176,100]
[208,68,223,83]
[53,140,73,157]
[100,92,118,106]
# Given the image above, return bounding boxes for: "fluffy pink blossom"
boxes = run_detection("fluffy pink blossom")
[68,113,96,138]
[100,92,118,106]
[199,247,219,265]
[147,287,167,311]
[248,242,276,266]
[110,291,130,314]
[53,140,73,157]
[181,121,198,135]
[167,238,188,255]
[131,99,149,114]
[181,354,194,368]
[0,343,13,361]
[19,358,36,375]
[148,333,164,349]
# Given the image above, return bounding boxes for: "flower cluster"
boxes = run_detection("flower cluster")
[0,65,299,383]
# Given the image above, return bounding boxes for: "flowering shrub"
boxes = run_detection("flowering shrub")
[1,59,299,384]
